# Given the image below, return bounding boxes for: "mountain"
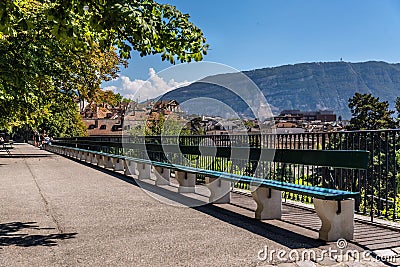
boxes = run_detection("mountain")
[160,61,400,119]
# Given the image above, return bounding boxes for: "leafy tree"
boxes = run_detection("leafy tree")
[38,94,88,137]
[0,0,208,134]
[395,97,400,127]
[0,1,208,63]
[127,112,190,136]
[348,93,395,130]
[73,45,126,110]
[95,90,121,108]
[146,113,189,136]
[122,97,134,103]
[189,117,205,135]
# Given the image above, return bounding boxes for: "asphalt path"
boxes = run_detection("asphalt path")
[0,144,391,266]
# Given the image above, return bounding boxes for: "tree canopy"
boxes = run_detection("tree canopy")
[348,93,395,130]
[0,0,208,62]
[0,0,208,135]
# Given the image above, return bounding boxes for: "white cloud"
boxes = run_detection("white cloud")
[102,85,118,92]
[107,68,191,101]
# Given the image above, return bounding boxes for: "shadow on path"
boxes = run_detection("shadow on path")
[0,222,77,247]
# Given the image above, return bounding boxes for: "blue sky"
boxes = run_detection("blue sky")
[104,0,400,100]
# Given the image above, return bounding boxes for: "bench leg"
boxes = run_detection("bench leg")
[112,158,124,171]
[83,152,89,162]
[251,188,282,220]
[88,153,97,164]
[138,163,151,180]
[205,177,231,203]
[85,152,92,163]
[175,171,196,193]
[313,199,354,241]
[86,152,92,163]
[123,160,136,175]
[104,156,114,169]
[96,155,105,167]
[155,166,170,185]
[124,160,136,176]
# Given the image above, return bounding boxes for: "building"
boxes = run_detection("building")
[81,103,127,135]
[276,110,337,122]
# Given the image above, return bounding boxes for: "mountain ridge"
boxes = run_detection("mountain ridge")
[160,61,400,119]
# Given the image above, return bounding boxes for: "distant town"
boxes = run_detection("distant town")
[80,99,347,136]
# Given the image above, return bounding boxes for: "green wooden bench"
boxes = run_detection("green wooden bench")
[46,144,369,241]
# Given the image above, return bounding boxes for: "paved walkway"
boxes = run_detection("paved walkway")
[0,144,398,266]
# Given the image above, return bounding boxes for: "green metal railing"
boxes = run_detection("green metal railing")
[53,129,400,222]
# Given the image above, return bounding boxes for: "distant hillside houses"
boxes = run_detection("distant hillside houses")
[273,109,346,133]
[81,100,184,135]
[276,109,337,122]
[81,99,346,136]
[81,103,126,135]
[201,116,257,135]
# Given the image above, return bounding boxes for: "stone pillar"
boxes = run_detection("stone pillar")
[111,157,124,171]
[83,151,88,161]
[175,171,196,193]
[124,160,136,176]
[79,151,86,161]
[251,187,282,220]
[104,156,114,169]
[137,163,151,180]
[96,154,104,167]
[86,152,93,163]
[205,177,231,204]
[87,152,97,164]
[112,158,124,171]
[154,166,170,186]
[313,198,355,241]
[85,152,92,163]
